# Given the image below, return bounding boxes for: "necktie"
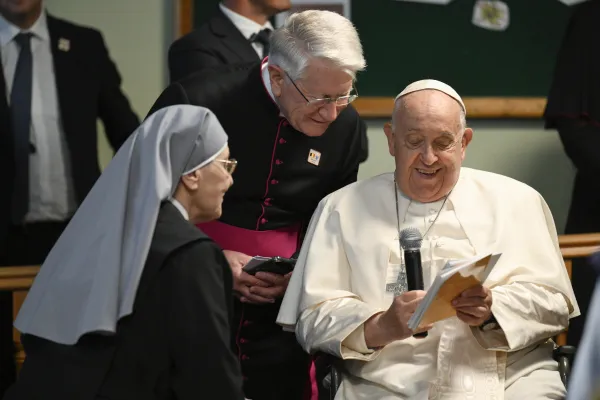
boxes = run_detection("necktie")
[250,28,272,58]
[10,32,33,224]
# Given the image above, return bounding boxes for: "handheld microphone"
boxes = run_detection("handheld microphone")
[399,227,427,338]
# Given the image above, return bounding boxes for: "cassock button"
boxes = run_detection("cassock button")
[279,138,286,144]
[275,159,283,165]
[242,320,252,326]
[240,338,248,344]
[282,121,289,127]
[241,355,249,361]
[270,179,279,185]
[261,218,268,224]
[264,198,272,206]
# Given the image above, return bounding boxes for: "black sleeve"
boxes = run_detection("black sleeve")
[168,46,223,83]
[92,30,140,151]
[328,110,365,193]
[554,116,600,172]
[145,82,191,120]
[357,117,369,164]
[163,241,244,400]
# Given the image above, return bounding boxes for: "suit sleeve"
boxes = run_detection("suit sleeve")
[145,82,191,120]
[168,44,223,83]
[163,241,244,400]
[554,117,600,172]
[92,30,140,151]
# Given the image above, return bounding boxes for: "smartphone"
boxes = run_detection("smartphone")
[243,256,296,275]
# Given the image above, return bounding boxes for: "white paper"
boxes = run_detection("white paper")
[407,253,501,330]
[275,0,351,27]
[472,0,510,31]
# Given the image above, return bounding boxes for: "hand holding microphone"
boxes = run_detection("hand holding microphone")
[364,227,431,348]
[399,227,428,338]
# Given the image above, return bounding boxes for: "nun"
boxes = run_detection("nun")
[4,105,245,400]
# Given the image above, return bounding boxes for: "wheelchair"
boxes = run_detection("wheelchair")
[321,345,576,399]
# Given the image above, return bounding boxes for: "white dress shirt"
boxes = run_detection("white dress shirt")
[219,2,273,58]
[0,11,76,223]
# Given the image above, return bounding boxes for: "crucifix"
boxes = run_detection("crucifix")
[386,268,408,297]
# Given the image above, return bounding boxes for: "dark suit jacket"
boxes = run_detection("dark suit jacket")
[168,7,261,83]
[0,14,140,242]
[4,202,244,400]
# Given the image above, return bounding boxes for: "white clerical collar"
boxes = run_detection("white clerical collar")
[0,9,49,47]
[261,58,284,117]
[219,3,273,41]
[169,198,189,221]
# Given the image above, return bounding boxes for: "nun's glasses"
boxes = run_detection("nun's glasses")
[215,158,237,174]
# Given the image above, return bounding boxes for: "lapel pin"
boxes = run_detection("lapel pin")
[307,149,321,166]
[58,38,70,52]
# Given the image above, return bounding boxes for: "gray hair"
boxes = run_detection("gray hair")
[268,10,366,81]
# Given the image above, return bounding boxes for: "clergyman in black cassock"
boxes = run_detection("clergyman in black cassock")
[147,10,368,400]
[3,105,244,400]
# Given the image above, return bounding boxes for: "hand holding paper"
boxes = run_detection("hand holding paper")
[407,253,501,330]
[452,284,493,326]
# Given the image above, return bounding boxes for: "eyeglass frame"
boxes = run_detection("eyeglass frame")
[214,158,237,174]
[284,71,358,108]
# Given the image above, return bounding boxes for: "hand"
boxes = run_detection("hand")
[364,290,433,348]
[223,250,272,304]
[248,272,292,300]
[452,284,493,326]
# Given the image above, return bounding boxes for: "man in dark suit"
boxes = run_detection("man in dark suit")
[168,0,291,82]
[0,0,140,393]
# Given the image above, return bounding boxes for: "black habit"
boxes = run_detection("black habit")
[3,202,244,400]
[146,62,366,399]
[544,0,600,348]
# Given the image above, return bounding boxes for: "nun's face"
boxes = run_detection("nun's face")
[190,147,234,222]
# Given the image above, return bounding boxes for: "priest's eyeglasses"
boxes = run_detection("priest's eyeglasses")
[285,71,358,108]
[215,158,237,174]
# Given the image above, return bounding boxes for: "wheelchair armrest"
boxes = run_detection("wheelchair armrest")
[553,345,576,388]
[318,353,343,400]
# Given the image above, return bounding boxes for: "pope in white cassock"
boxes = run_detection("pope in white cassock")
[276,79,580,400]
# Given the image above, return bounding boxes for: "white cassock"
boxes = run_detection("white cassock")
[277,168,579,400]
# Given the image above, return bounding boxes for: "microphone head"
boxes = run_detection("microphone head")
[399,227,423,250]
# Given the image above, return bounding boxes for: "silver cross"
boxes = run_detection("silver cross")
[386,268,408,297]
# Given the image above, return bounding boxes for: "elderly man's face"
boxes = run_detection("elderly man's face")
[269,59,354,137]
[384,90,473,203]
